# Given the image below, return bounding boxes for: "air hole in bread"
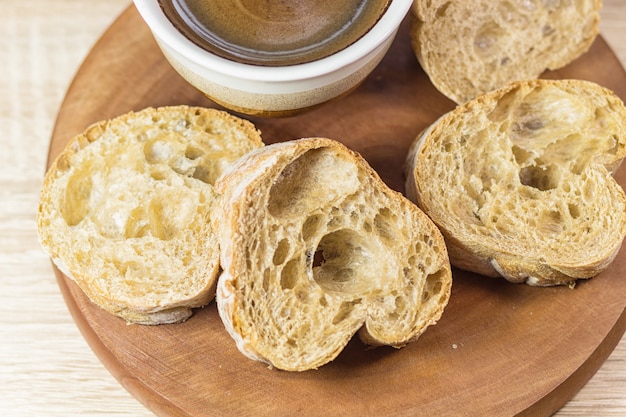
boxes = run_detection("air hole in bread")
[124,207,150,238]
[62,165,94,226]
[268,148,358,219]
[374,208,397,243]
[280,258,300,290]
[519,164,559,191]
[312,229,377,294]
[273,238,290,265]
[113,260,143,283]
[295,288,309,303]
[312,249,325,268]
[538,209,564,234]
[170,157,196,178]
[332,299,362,325]
[144,137,214,183]
[319,295,328,307]
[474,21,506,58]
[542,25,556,37]
[520,118,544,132]
[185,146,203,160]
[302,215,323,242]
[191,165,212,183]
[422,233,435,246]
[512,145,533,166]
[422,269,446,303]
[262,268,271,292]
[507,92,624,177]
[145,193,196,240]
[144,138,175,164]
[568,203,581,219]
[394,295,407,315]
[150,168,167,181]
[435,1,451,17]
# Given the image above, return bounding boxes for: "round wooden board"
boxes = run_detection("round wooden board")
[48,5,626,417]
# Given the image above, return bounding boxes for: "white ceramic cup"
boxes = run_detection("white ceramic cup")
[134,0,413,117]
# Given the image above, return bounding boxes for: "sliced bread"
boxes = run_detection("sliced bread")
[405,79,626,286]
[37,106,263,324]
[214,137,452,371]
[411,0,602,103]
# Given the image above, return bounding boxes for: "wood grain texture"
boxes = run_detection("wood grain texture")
[1,0,625,416]
[45,5,626,417]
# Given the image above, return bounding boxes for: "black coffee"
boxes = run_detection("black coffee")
[159,0,390,66]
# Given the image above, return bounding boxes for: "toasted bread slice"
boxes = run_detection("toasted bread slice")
[37,106,263,324]
[214,138,452,371]
[405,79,626,286]
[411,0,602,103]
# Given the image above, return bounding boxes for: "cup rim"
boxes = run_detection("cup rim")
[133,0,413,82]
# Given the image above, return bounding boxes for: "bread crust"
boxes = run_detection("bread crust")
[214,138,452,371]
[411,0,602,103]
[405,79,626,286]
[37,106,263,324]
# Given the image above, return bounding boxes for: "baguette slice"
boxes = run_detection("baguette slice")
[214,138,452,371]
[405,79,626,286]
[37,106,263,324]
[411,0,601,104]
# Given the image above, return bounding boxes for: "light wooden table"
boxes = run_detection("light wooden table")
[1,1,624,415]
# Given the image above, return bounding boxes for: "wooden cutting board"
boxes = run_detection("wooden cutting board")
[48,5,626,417]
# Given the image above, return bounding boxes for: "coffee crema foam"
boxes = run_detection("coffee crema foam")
[159,0,390,66]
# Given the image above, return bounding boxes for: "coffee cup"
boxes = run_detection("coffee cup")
[134,0,413,117]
